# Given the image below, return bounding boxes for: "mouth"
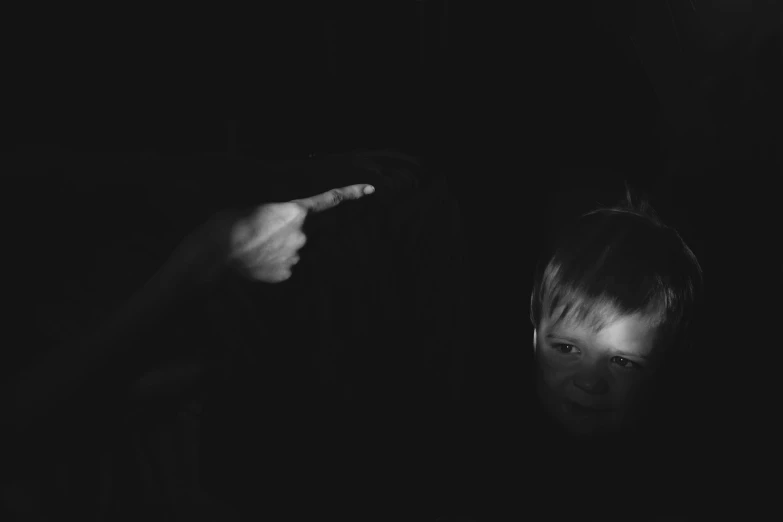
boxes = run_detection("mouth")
[563,400,613,415]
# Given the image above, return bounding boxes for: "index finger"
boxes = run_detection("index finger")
[294,184,375,213]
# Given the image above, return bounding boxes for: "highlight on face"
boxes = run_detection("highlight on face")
[534,298,662,436]
[529,200,703,436]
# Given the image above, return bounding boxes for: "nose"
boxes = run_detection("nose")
[573,373,610,395]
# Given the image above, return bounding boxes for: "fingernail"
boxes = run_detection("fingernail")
[363,185,375,194]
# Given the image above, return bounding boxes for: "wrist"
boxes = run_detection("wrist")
[161,208,250,293]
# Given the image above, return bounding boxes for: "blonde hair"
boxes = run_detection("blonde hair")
[530,184,703,350]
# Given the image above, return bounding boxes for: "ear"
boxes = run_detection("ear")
[533,329,538,354]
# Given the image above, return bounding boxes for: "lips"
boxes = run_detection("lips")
[565,400,613,414]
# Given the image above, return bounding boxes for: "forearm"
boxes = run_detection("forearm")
[8,255,203,433]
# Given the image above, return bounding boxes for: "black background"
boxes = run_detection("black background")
[6,1,782,520]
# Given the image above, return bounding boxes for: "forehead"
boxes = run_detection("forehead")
[543,288,664,330]
[543,306,660,357]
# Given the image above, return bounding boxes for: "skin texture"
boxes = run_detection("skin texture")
[151,182,377,291]
[4,181,382,520]
[226,184,376,284]
[534,306,661,437]
[7,183,377,432]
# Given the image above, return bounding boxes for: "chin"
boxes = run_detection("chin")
[558,405,634,438]
[561,416,618,437]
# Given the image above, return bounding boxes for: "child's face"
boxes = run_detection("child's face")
[534,307,660,436]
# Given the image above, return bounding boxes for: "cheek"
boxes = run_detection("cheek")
[614,372,646,393]
[537,353,576,389]
[609,376,649,410]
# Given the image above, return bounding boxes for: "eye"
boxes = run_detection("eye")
[611,356,642,371]
[551,343,578,355]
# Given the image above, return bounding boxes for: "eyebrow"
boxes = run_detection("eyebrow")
[545,332,578,344]
[544,333,650,361]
